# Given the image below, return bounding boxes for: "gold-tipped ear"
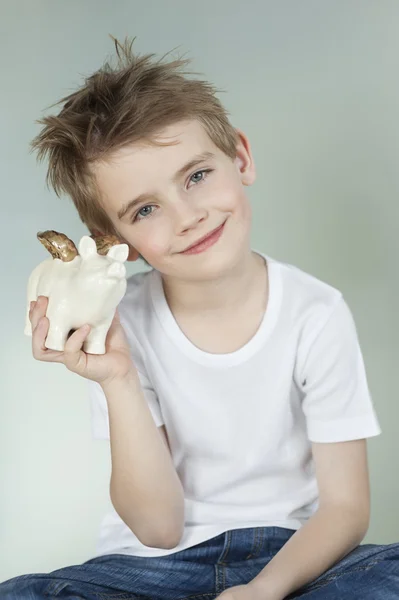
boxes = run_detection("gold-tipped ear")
[37,230,79,262]
[90,234,122,256]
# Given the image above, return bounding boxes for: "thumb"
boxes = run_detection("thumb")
[63,324,91,371]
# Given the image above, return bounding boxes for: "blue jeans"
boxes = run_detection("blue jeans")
[1,527,398,599]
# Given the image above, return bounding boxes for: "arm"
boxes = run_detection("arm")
[217,297,380,600]
[103,373,185,549]
[250,438,370,600]
[28,297,185,549]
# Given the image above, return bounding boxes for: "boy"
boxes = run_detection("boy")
[1,37,398,599]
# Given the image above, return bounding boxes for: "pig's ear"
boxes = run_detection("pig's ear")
[78,236,98,258]
[107,243,129,263]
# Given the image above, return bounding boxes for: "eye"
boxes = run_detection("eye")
[188,169,213,186]
[133,205,155,222]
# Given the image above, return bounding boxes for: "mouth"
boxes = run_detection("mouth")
[179,220,227,255]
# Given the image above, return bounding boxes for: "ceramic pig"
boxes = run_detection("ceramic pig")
[24,230,129,354]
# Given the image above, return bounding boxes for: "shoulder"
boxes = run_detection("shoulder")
[262,253,354,360]
[271,256,341,303]
[267,254,343,328]
[266,255,363,366]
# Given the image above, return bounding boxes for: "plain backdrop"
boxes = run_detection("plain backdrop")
[1,0,398,582]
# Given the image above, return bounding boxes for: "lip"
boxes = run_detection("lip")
[179,221,227,254]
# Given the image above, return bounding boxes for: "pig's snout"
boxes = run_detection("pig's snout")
[107,261,126,279]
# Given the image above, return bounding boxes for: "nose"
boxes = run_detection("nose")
[173,199,208,236]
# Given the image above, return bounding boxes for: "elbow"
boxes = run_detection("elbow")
[138,489,186,549]
[110,482,185,550]
[355,509,370,543]
[116,512,184,550]
[143,528,183,550]
[134,520,184,550]
[112,498,185,550]
[138,499,185,549]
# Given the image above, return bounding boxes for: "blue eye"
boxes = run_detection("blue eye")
[133,205,155,222]
[138,206,152,217]
[189,169,213,185]
[190,170,205,184]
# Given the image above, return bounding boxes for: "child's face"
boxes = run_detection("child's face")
[93,119,256,278]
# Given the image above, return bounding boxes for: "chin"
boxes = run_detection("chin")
[184,243,248,280]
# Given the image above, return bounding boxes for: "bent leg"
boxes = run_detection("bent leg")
[291,541,399,599]
[0,551,216,600]
[0,574,50,600]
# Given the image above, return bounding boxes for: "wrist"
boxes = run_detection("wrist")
[248,577,284,600]
[100,369,139,393]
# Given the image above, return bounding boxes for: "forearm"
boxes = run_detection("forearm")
[250,504,369,600]
[102,373,185,549]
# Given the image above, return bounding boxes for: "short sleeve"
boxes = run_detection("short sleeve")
[298,296,381,443]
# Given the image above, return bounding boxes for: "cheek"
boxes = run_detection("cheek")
[242,192,252,220]
[138,228,171,258]
[223,185,251,220]
[117,222,169,257]
[214,174,248,212]
[223,188,252,233]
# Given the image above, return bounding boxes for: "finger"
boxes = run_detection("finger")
[30,296,48,330]
[31,317,63,363]
[63,325,91,371]
[32,316,49,358]
[28,301,36,322]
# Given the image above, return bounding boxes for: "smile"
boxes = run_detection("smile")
[179,220,227,255]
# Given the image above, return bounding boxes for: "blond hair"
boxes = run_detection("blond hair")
[31,36,238,240]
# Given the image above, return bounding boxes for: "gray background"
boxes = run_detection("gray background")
[1,0,398,581]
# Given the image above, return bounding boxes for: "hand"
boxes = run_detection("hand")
[29,296,137,385]
[216,582,267,600]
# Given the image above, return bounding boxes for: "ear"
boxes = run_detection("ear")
[88,228,140,262]
[234,128,256,186]
[127,246,140,262]
[89,228,103,237]
[107,243,129,262]
[79,235,98,258]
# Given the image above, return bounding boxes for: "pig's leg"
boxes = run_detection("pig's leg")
[83,315,114,355]
[43,301,70,351]
[45,322,70,351]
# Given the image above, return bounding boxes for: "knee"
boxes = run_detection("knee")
[0,575,47,599]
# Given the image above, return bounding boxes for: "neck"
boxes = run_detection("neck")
[161,250,267,315]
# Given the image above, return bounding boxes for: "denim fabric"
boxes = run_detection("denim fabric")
[1,527,398,599]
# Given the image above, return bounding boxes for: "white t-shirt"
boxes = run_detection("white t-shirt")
[88,252,381,558]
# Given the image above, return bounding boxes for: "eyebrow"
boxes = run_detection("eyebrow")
[117,151,215,220]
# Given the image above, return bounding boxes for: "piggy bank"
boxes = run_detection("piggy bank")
[24,230,129,354]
